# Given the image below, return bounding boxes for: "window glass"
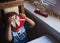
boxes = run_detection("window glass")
[25,0,60,18]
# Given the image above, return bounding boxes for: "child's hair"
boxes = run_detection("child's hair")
[5,12,18,23]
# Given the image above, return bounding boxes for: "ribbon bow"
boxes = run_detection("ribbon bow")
[11,15,20,28]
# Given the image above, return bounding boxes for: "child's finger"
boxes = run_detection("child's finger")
[8,17,12,21]
[8,17,13,23]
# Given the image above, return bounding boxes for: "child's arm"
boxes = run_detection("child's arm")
[5,18,12,41]
[21,14,35,28]
[25,17,35,28]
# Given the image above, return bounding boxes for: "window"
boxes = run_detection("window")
[41,0,60,17]
[25,0,60,18]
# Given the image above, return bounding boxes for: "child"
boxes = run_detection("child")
[5,12,35,43]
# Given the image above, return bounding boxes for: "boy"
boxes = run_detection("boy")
[5,12,35,43]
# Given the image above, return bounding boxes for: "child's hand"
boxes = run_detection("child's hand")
[20,13,26,18]
[8,17,13,25]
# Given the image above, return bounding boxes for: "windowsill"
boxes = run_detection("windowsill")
[24,2,60,33]
[27,35,57,43]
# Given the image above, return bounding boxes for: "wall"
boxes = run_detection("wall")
[25,9,46,41]
[25,9,60,42]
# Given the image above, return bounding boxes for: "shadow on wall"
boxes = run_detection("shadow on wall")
[25,9,46,41]
[25,9,60,43]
